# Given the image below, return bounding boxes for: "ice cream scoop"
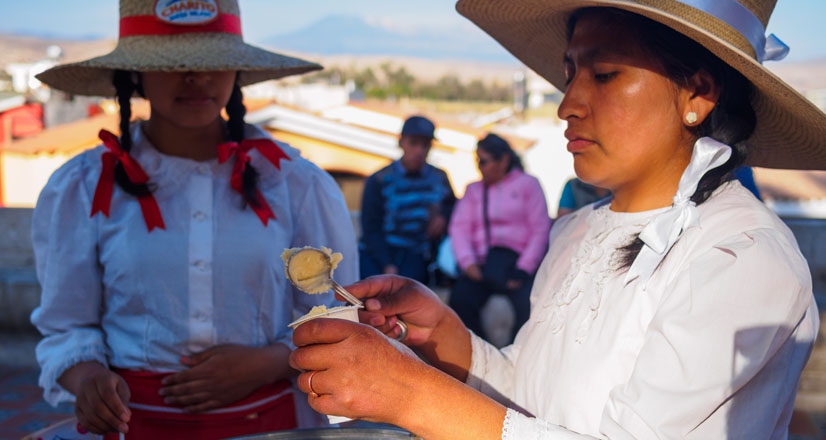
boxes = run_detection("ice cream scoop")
[282,246,342,294]
[282,246,363,306]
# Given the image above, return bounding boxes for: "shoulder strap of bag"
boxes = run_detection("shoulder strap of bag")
[483,184,491,247]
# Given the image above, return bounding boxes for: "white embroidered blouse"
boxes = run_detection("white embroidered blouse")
[31,122,358,406]
[466,182,819,439]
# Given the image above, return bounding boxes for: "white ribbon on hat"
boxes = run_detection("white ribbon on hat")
[676,0,790,62]
[623,137,732,288]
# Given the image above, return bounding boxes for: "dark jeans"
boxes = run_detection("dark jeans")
[448,274,533,344]
[359,246,430,285]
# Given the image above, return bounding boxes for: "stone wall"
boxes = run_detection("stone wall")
[786,219,826,297]
[0,208,37,332]
[786,218,826,411]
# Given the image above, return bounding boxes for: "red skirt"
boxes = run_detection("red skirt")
[103,369,296,440]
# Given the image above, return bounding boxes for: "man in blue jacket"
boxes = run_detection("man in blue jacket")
[360,115,456,284]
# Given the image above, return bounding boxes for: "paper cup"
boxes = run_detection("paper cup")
[289,305,363,424]
[288,305,362,328]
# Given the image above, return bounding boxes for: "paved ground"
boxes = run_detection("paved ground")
[0,366,75,439]
[0,333,74,439]
[2,325,825,440]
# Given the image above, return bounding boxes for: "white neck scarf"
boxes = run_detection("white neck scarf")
[623,137,732,288]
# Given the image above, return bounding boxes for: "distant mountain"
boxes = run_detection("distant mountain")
[261,15,519,64]
[2,30,106,42]
[0,33,115,67]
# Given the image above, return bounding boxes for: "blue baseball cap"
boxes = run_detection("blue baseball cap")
[401,115,435,139]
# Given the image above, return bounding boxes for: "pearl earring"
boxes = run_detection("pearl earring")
[685,112,698,124]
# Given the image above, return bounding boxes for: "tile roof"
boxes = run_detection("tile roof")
[2,100,150,155]
[753,167,826,201]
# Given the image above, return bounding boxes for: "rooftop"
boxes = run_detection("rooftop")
[754,168,826,201]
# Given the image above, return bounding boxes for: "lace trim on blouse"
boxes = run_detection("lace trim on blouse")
[542,204,661,343]
[502,408,516,439]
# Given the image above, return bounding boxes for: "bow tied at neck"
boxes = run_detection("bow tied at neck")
[217,138,291,226]
[90,129,166,232]
[624,137,732,288]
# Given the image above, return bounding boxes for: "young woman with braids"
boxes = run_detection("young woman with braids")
[287,1,824,439]
[30,1,357,438]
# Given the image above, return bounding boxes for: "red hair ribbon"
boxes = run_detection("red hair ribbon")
[119,13,242,38]
[217,138,291,226]
[90,130,166,232]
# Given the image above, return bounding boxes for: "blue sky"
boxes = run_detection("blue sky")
[1,0,825,62]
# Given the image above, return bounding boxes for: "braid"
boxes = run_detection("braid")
[225,82,260,208]
[686,67,754,206]
[112,70,151,197]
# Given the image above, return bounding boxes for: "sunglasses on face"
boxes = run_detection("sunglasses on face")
[477,157,496,166]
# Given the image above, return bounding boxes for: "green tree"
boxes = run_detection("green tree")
[354,67,378,91]
[435,74,463,100]
[297,63,513,103]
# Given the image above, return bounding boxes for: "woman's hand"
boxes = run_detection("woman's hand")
[290,318,508,439]
[505,269,531,291]
[59,361,131,435]
[290,319,438,425]
[426,213,448,238]
[464,264,484,282]
[159,343,292,413]
[346,275,449,345]
[344,275,473,380]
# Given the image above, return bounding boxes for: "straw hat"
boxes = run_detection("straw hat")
[456,0,826,170]
[37,0,321,97]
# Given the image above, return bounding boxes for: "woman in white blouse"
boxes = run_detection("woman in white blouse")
[30,0,357,438]
[289,1,825,439]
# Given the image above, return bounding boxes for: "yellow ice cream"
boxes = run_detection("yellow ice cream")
[306,305,328,317]
[282,246,343,294]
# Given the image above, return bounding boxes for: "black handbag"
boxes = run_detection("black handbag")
[481,184,519,291]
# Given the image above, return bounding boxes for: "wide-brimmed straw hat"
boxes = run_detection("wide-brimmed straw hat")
[37,0,321,97]
[456,0,826,170]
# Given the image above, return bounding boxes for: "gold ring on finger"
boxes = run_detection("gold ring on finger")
[308,370,319,397]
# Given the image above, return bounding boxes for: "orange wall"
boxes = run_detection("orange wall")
[0,143,96,208]
[270,130,391,178]
[269,129,478,197]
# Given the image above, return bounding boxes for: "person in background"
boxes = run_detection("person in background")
[448,133,551,343]
[29,0,357,438]
[557,177,611,216]
[359,115,456,284]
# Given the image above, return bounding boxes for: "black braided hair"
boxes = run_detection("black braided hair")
[567,9,757,269]
[224,81,261,208]
[112,70,152,197]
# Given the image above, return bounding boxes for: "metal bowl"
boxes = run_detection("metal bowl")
[228,427,417,439]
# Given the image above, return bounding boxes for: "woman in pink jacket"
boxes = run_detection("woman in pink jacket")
[448,133,552,343]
